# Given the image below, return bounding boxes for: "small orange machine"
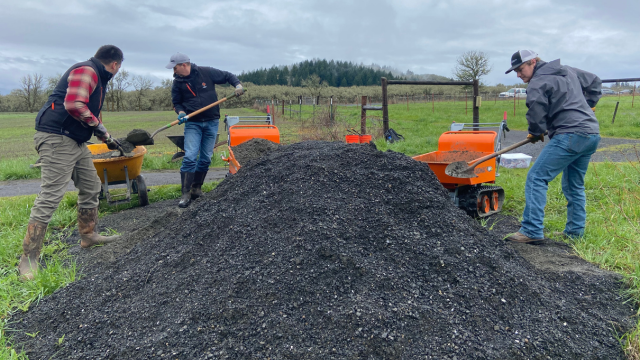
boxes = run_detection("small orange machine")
[413,131,505,217]
[222,115,280,175]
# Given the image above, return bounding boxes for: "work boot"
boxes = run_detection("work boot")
[191,171,208,200]
[506,232,544,245]
[78,207,120,248]
[18,220,48,281]
[179,172,195,208]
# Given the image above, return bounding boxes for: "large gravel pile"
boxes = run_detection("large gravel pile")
[13,141,634,359]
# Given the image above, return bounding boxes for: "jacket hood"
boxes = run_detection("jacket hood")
[173,63,199,82]
[534,59,567,77]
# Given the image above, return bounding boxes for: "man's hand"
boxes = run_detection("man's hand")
[527,133,545,144]
[235,84,244,96]
[177,112,187,125]
[93,123,110,140]
[105,137,122,151]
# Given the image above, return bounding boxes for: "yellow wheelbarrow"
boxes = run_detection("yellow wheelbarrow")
[87,144,149,206]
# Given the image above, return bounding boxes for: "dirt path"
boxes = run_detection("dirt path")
[0,168,229,198]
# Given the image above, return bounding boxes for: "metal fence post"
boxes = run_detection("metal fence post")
[382,77,389,134]
[473,79,479,125]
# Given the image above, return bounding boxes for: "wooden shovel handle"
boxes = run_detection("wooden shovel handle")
[468,137,533,167]
[150,91,244,139]
[184,92,238,120]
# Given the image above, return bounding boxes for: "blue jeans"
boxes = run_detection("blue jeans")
[180,120,219,173]
[519,132,600,239]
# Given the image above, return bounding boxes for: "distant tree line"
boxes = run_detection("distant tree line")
[238,59,401,87]
[0,72,176,113]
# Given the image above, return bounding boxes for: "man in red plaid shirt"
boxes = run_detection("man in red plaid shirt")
[18,45,124,280]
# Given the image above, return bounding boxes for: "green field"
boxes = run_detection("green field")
[1,95,640,359]
[0,108,266,181]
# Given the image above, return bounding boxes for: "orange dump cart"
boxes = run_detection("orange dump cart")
[413,131,504,217]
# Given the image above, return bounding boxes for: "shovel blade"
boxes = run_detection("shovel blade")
[125,129,154,146]
[445,161,477,178]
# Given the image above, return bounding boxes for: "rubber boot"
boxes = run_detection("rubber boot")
[179,172,195,208]
[78,207,121,248]
[191,171,208,200]
[18,220,48,281]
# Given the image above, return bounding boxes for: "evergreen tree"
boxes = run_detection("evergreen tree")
[238,59,400,86]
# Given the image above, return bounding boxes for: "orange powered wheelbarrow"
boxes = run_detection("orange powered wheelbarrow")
[221,115,280,175]
[88,144,150,206]
[413,131,505,217]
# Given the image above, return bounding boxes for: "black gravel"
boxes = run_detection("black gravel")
[232,138,280,165]
[125,128,154,146]
[91,139,135,159]
[11,141,635,359]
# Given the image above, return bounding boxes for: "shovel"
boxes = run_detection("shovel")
[444,136,536,178]
[147,90,246,141]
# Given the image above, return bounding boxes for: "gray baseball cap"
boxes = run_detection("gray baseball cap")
[505,50,538,74]
[165,53,190,69]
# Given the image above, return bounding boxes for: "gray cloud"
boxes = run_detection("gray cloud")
[0,0,637,94]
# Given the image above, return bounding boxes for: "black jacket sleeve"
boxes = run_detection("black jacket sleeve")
[204,67,241,87]
[171,82,185,114]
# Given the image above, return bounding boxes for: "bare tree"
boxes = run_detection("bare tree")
[131,75,154,111]
[20,73,45,112]
[46,73,62,96]
[113,70,130,111]
[302,74,327,100]
[453,51,492,84]
[158,78,173,110]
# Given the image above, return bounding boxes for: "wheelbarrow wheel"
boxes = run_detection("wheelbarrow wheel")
[136,175,149,206]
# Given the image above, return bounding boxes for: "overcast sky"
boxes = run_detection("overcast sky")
[0,0,638,94]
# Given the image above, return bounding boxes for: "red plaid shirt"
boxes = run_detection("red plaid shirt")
[63,66,101,127]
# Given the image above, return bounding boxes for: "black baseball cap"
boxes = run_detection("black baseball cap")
[505,50,538,74]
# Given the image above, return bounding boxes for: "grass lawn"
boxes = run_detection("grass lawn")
[1,95,639,358]
[0,108,267,181]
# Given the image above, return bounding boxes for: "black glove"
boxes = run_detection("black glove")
[94,123,110,141]
[527,133,545,144]
[105,137,122,151]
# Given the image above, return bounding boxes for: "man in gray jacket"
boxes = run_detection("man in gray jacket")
[505,50,601,244]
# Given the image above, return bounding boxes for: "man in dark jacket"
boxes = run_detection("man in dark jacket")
[166,53,244,208]
[18,45,124,280]
[505,50,601,244]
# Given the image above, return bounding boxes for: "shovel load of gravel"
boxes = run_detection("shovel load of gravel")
[13,141,634,359]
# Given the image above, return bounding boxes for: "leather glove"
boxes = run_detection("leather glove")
[527,133,545,144]
[105,137,122,151]
[591,107,596,112]
[235,84,244,96]
[93,123,110,140]
[177,112,187,125]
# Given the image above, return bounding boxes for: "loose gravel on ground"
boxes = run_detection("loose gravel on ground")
[11,141,635,359]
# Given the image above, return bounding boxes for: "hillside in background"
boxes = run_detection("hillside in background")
[238,59,450,87]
